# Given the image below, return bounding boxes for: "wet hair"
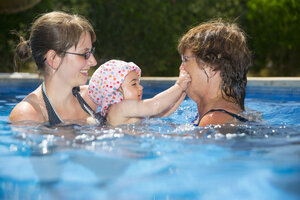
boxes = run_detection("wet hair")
[15,11,96,75]
[178,19,251,110]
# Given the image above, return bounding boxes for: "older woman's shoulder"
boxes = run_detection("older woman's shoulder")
[199,110,234,127]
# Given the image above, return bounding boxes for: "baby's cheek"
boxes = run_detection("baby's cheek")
[122,89,130,100]
[123,88,137,100]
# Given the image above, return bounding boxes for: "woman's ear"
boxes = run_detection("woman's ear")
[205,66,218,78]
[45,50,61,70]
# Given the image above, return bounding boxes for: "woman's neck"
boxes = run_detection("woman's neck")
[43,77,75,108]
[196,84,241,117]
[197,97,241,117]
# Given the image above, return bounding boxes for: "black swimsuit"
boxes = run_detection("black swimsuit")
[193,109,248,126]
[41,82,63,126]
[41,83,103,126]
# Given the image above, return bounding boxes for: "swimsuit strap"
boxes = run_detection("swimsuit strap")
[41,82,63,126]
[72,87,107,125]
[41,83,103,126]
[72,86,96,118]
[194,108,248,126]
[203,109,248,122]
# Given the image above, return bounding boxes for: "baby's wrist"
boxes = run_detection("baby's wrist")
[175,82,186,91]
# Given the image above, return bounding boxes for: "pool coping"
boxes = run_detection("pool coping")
[0,72,300,87]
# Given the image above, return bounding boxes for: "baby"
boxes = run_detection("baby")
[88,60,190,126]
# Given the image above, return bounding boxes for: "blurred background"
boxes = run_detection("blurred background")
[0,0,299,77]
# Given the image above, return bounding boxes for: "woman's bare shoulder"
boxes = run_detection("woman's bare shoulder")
[199,111,233,127]
[9,90,44,122]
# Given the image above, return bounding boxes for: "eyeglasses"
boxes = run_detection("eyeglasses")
[65,47,95,60]
[181,55,196,63]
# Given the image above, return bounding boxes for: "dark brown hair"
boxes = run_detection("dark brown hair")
[178,19,251,110]
[15,11,96,75]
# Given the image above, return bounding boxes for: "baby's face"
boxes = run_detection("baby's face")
[120,71,143,100]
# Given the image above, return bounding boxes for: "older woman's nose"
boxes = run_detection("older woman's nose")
[179,63,185,71]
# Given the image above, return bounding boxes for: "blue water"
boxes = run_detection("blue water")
[1,80,300,200]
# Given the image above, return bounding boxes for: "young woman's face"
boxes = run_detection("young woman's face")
[120,71,143,100]
[57,32,97,87]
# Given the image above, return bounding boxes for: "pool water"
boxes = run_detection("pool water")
[0,80,300,200]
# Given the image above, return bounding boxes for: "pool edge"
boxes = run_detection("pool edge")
[0,73,300,87]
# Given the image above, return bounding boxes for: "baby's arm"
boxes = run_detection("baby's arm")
[109,70,191,120]
[153,92,186,118]
[151,64,189,118]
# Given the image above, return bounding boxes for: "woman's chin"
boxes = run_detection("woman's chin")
[185,87,192,96]
[186,89,199,101]
[78,77,88,86]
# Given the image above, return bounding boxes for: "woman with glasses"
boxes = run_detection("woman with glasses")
[9,11,98,126]
[178,20,252,127]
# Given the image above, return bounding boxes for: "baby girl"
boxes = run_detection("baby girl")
[88,60,190,126]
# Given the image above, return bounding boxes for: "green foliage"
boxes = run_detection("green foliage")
[246,0,300,76]
[0,0,299,76]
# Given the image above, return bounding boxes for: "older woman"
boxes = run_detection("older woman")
[178,20,251,127]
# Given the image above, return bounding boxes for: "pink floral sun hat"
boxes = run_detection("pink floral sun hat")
[88,59,141,117]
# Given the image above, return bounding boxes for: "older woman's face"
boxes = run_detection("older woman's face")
[181,49,209,101]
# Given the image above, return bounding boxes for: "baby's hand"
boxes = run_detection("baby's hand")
[176,69,191,91]
[86,116,98,125]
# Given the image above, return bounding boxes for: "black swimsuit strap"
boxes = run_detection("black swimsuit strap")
[41,82,63,126]
[72,86,95,117]
[41,83,101,126]
[72,87,106,125]
[194,108,248,126]
[203,109,248,123]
